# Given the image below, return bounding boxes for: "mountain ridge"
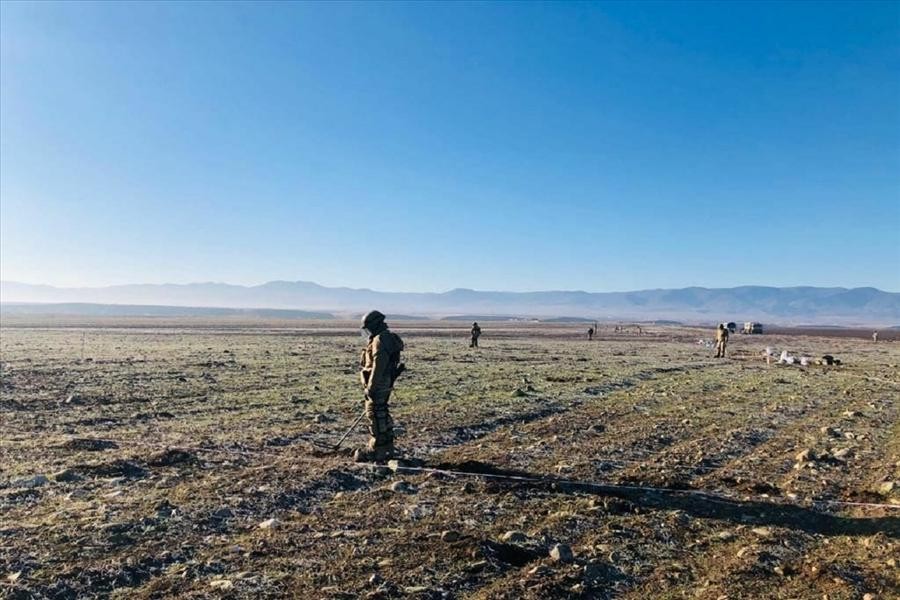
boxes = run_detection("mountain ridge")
[1,280,898,325]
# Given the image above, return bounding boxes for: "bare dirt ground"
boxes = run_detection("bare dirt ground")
[1,320,898,599]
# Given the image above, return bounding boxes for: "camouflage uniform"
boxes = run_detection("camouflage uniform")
[357,311,404,461]
[715,324,729,358]
[470,322,481,348]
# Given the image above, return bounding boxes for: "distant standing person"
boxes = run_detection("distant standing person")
[873,331,879,343]
[470,322,482,348]
[715,323,729,358]
[587,327,594,341]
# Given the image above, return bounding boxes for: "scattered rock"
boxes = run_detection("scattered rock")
[147,448,196,467]
[465,560,488,572]
[313,414,333,423]
[440,530,461,542]
[258,518,279,529]
[878,481,896,495]
[52,469,83,483]
[550,543,574,563]
[368,573,383,586]
[715,530,736,542]
[209,579,233,590]
[832,448,853,460]
[12,474,49,489]
[390,481,417,494]
[842,410,862,418]
[511,388,527,397]
[820,426,840,437]
[63,438,118,451]
[751,526,774,539]
[795,449,816,463]
[501,530,528,543]
[589,423,606,433]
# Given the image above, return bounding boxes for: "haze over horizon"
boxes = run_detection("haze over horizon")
[2,2,899,292]
[1,277,898,296]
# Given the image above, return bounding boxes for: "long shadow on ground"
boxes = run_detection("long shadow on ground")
[421,461,900,539]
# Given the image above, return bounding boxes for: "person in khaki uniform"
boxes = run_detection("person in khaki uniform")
[715,323,729,358]
[356,310,404,462]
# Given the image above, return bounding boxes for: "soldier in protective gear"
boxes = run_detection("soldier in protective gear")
[470,322,482,348]
[715,323,729,358]
[356,310,404,462]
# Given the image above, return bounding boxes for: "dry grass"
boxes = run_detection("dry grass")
[1,320,897,599]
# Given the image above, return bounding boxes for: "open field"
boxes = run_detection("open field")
[1,320,898,599]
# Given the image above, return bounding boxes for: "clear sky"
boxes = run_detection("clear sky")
[1,1,898,292]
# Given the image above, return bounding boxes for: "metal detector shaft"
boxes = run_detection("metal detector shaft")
[333,409,367,450]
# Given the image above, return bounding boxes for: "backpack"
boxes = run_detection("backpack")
[388,332,406,385]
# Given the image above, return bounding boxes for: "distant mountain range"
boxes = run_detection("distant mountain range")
[1,280,898,325]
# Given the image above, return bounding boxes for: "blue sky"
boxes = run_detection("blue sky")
[1,1,898,292]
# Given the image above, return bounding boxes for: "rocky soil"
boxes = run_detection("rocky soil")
[1,321,897,599]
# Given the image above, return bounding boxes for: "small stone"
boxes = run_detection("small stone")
[715,530,736,541]
[550,543,574,563]
[12,474,49,489]
[589,423,606,433]
[390,481,417,494]
[795,449,815,462]
[501,530,528,543]
[52,469,83,483]
[387,459,404,472]
[862,594,874,600]
[404,587,430,594]
[751,527,774,538]
[879,481,896,495]
[842,410,862,418]
[258,518,278,529]
[209,579,233,590]
[462,482,475,494]
[7,571,21,583]
[368,573,383,586]
[820,426,839,437]
[832,448,853,460]
[440,530,461,542]
[313,414,332,423]
[465,560,488,572]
